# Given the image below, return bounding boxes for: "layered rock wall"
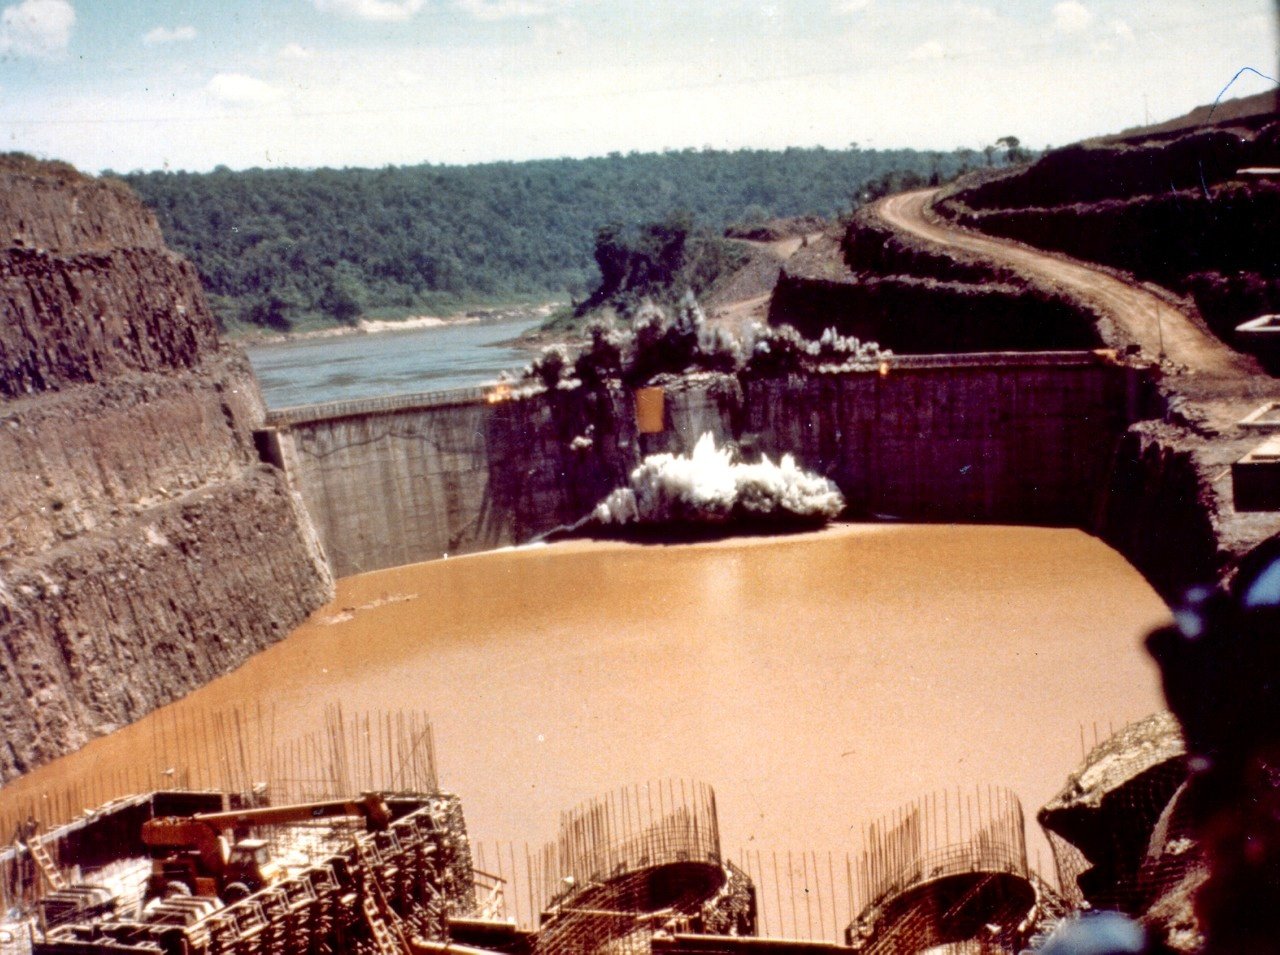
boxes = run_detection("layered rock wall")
[933,120,1280,340]
[0,248,219,396]
[0,157,332,782]
[0,158,167,252]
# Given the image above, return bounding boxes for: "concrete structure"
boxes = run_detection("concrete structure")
[260,352,1151,579]
[1233,437,1280,511]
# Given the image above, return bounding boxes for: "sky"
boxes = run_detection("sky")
[0,0,1275,173]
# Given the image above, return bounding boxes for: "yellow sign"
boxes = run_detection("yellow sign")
[635,386,665,434]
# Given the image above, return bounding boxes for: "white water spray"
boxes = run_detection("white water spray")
[592,433,845,528]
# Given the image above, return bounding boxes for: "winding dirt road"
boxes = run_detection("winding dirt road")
[878,190,1253,378]
[708,231,825,335]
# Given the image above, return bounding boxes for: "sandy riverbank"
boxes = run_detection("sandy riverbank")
[234,302,562,347]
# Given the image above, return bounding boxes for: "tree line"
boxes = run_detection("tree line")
[120,146,982,332]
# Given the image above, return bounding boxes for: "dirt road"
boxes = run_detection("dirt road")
[708,232,826,335]
[878,190,1253,377]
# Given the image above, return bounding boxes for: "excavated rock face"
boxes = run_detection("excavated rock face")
[767,207,1103,355]
[0,248,219,396]
[0,156,333,783]
[0,155,167,253]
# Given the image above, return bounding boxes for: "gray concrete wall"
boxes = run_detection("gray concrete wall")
[743,354,1145,526]
[265,352,1149,579]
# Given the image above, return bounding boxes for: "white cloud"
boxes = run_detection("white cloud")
[0,0,74,58]
[908,39,945,61]
[832,0,870,13]
[953,3,996,25]
[143,25,196,45]
[311,0,424,22]
[279,42,313,59]
[206,73,284,106]
[1109,18,1134,41]
[453,0,556,19]
[1052,0,1093,34]
[1086,17,1134,54]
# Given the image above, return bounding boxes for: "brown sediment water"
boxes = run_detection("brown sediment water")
[1,524,1168,867]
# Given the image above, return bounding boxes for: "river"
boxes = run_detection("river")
[0,524,1168,933]
[245,314,539,408]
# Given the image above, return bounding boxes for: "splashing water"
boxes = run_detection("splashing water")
[592,432,845,528]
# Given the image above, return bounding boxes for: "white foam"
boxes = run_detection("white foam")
[593,433,844,527]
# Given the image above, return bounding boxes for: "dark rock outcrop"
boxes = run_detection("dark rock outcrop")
[0,248,220,396]
[1039,714,1202,950]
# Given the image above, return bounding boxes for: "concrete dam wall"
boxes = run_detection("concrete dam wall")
[0,157,334,782]
[264,352,1150,579]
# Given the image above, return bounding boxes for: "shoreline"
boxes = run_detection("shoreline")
[235,301,563,348]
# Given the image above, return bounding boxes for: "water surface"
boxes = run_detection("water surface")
[246,315,536,408]
[1,525,1168,864]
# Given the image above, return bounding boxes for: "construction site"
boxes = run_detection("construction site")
[0,699,1207,955]
[8,89,1279,955]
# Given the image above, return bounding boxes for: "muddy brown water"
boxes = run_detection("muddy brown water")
[1,524,1168,913]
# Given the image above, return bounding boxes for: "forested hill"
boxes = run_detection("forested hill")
[121,147,974,331]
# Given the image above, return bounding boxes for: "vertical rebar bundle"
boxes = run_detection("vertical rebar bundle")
[855,785,1028,909]
[535,868,676,955]
[540,779,720,905]
[849,787,1035,954]
[732,847,854,942]
[529,781,728,955]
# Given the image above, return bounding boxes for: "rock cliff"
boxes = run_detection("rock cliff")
[0,155,333,783]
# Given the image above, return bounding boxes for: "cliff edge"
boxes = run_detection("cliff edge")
[0,155,334,783]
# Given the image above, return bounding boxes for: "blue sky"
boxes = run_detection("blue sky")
[0,0,1275,172]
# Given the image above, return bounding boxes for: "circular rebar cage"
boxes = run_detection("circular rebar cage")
[543,779,721,902]
[535,780,729,955]
[850,786,1035,954]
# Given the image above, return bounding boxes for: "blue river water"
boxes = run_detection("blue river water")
[245,315,539,409]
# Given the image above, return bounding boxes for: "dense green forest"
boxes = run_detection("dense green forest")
[121,146,977,332]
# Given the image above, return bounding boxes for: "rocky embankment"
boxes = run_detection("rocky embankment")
[927,103,1280,599]
[935,102,1280,350]
[0,156,333,782]
[768,213,1101,354]
[771,111,1280,601]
